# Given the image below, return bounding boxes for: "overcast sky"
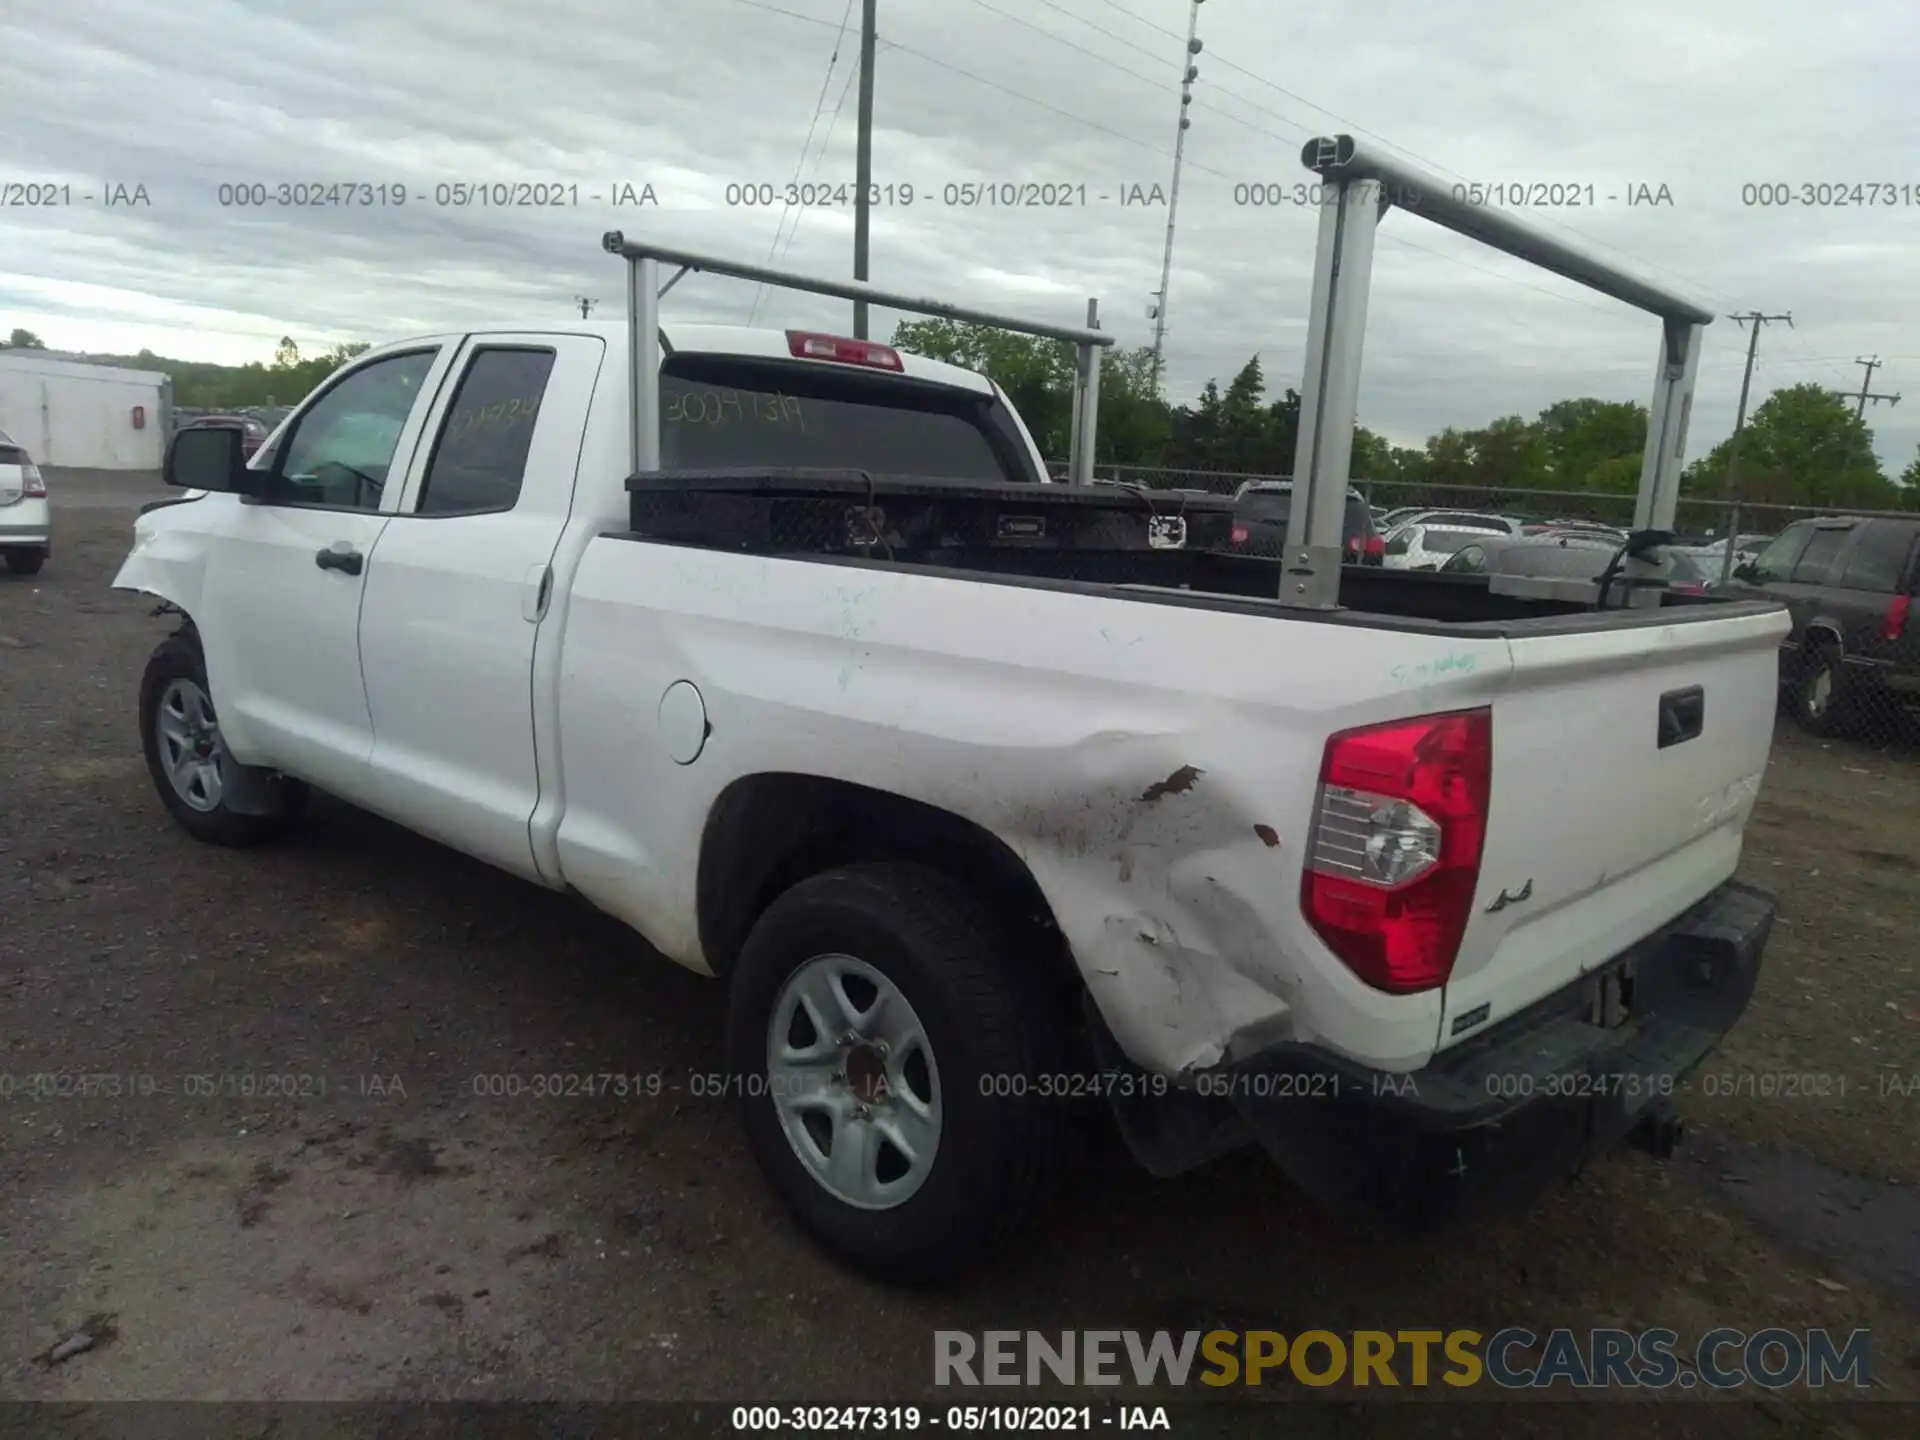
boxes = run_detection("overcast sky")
[4,0,1920,470]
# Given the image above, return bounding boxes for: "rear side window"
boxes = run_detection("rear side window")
[659,357,1032,482]
[1385,528,1413,556]
[418,348,556,515]
[1749,524,1812,583]
[1792,526,1850,585]
[1834,521,1918,593]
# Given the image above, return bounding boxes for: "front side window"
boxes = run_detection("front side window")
[1748,523,1812,584]
[416,348,556,515]
[266,350,438,510]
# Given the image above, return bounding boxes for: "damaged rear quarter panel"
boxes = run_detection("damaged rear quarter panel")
[559,544,1511,1077]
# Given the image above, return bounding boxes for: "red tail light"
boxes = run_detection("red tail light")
[1364,534,1385,559]
[1302,708,1493,994]
[786,331,905,371]
[1230,522,1249,546]
[1885,594,1911,642]
[22,460,46,498]
[1672,582,1706,595]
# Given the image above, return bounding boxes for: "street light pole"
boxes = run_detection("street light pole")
[1149,0,1205,394]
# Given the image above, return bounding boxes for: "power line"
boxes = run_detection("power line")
[748,0,858,325]
[718,0,858,31]
[878,34,1232,177]
[1069,0,1754,314]
[1088,0,1183,40]
[776,52,864,266]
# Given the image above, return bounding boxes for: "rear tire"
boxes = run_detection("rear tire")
[1791,642,1850,737]
[139,631,310,846]
[725,862,1070,1282]
[4,548,45,576]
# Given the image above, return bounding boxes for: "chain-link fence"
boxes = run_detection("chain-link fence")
[1058,462,1920,756]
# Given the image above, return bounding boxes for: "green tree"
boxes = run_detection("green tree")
[1900,451,1920,497]
[890,318,1077,457]
[273,336,301,369]
[1682,383,1899,508]
[4,327,46,349]
[1535,398,1646,489]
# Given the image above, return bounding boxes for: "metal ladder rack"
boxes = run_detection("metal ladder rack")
[1283,134,1716,610]
[599,232,1113,486]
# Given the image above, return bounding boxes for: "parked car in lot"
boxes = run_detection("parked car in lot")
[1714,514,1920,735]
[0,426,50,575]
[1229,478,1383,562]
[114,286,1787,1280]
[1672,532,1774,577]
[1386,508,1523,537]
[1381,520,1511,571]
[1441,531,1712,594]
[177,413,271,460]
[1520,518,1626,542]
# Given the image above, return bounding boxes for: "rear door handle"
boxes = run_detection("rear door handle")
[315,544,364,576]
[1657,685,1704,748]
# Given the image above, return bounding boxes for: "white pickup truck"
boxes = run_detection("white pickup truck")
[116,196,1788,1279]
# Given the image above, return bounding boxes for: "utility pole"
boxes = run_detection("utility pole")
[1843,354,1900,419]
[1832,354,1900,492]
[1716,311,1789,583]
[576,297,596,319]
[851,0,877,339]
[1149,0,1205,394]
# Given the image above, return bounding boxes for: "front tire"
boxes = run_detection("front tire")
[1792,643,1850,737]
[725,863,1069,1282]
[139,632,309,846]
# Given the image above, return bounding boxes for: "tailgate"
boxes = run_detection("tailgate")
[1437,604,1790,1047]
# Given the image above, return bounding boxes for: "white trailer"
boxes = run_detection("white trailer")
[0,353,170,470]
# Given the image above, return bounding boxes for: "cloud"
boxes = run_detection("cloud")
[3,0,1918,470]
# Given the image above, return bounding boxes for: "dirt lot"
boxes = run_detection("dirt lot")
[2,471,1918,1435]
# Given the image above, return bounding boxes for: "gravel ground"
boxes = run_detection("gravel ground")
[2,471,1917,1435]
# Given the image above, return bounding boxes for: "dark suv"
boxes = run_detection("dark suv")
[1718,514,1920,735]
[1228,480,1383,563]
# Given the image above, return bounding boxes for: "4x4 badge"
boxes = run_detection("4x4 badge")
[1485,879,1533,913]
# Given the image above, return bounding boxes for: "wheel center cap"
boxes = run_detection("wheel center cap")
[845,1044,890,1104]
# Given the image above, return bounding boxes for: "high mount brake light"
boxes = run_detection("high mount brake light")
[1302,708,1492,994]
[785,331,905,371]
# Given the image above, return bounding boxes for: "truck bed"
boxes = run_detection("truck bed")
[618,466,1786,636]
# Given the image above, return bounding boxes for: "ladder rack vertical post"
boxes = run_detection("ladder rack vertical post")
[1285,167,1382,609]
[628,255,662,476]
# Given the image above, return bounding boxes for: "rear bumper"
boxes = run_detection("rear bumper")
[1198,878,1775,1228]
[0,497,51,547]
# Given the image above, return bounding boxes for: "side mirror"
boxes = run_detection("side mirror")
[164,425,255,493]
[1731,561,1758,584]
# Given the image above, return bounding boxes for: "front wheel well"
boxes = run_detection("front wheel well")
[696,773,1077,997]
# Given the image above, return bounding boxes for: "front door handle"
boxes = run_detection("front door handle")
[315,543,364,575]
